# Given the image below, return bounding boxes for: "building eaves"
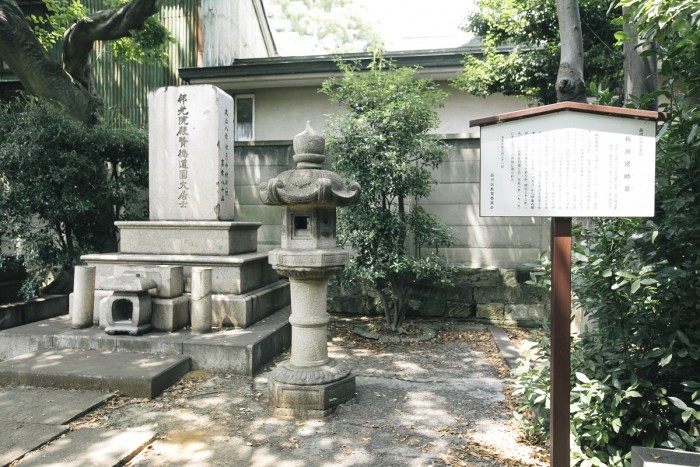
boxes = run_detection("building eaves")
[179,46,504,90]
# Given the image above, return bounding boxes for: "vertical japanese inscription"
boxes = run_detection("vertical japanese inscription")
[220,107,231,203]
[177,93,190,208]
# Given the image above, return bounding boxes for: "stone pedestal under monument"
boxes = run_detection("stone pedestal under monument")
[260,122,360,418]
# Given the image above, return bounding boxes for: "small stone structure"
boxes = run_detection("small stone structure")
[260,122,360,418]
[99,274,157,336]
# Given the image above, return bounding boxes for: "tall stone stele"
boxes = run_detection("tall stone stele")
[259,122,360,418]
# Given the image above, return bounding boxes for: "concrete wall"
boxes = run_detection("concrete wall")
[239,84,529,141]
[422,137,550,268]
[233,137,549,269]
[233,142,292,252]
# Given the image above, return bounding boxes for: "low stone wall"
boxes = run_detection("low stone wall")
[328,268,548,327]
[0,295,68,331]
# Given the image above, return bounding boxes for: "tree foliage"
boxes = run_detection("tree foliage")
[453,0,623,104]
[27,0,172,65]
[0,98,148,299]
[321,55,454,332]
[267,0,382,53]
[512,0,700,464]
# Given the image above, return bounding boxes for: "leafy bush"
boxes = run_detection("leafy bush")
[0,97,148,299]
[512,1,700,463]
[321,54,455,332]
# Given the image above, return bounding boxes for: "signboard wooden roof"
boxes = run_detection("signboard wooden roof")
[470,102,662,218]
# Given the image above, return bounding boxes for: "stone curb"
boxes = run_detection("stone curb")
[487,325,523,370]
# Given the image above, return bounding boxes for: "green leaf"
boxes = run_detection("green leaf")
[659,354,673,367]
[677,331,690,345]
[576,372,591,384]
[611,418,622,433]
[614,30,633,42]
[669,396,690,411]
[630,279,641,294]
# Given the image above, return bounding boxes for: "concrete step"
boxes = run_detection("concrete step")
[16,427,156,467]
[0,349,191,398]
[116,220,260,256]
[0,307,291,376]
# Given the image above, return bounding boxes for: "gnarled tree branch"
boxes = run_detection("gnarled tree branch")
[63,0,160,91]
[0,0,97,122]
[0,0,160,124]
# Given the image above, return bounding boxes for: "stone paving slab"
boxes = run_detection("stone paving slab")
[17,428,156,467]
[0,349,190,398]
[0,422,69,466]
[0,387,114,424]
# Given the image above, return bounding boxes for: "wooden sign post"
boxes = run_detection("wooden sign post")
[470,102,660,467]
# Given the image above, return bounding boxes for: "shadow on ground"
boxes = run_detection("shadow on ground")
[70,318,547,466]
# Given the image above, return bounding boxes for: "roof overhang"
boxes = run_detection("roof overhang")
[179,47,491,92]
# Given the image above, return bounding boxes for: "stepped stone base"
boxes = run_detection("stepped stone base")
[83,252,279,296]
[0,308,291,376]
[213,279,290,328]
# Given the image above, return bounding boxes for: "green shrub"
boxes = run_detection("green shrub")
[512,1,700,463]
[0,97,148,299]
[321,54,455,332]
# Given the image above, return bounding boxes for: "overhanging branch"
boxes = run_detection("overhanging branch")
[63,0,161,89]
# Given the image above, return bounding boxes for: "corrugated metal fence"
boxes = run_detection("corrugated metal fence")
[87,0,200,128]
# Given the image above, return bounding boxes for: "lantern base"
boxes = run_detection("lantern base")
[268,361,356,418]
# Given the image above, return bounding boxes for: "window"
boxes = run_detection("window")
[235,94,254,141]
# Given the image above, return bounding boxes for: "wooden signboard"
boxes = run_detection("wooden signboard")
[471,102,661,467]
[473,102,658,217]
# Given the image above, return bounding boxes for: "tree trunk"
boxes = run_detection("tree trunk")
[390,278,409,332]
[622,8,658,110]
[555,0,587,103]
[0,0,160,124]
[375,282,392,328]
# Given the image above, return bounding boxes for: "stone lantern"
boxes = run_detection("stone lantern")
[259,122,360,418]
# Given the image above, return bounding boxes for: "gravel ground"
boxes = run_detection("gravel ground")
[70,317,548,467]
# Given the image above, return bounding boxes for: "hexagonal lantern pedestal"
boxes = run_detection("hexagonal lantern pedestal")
[259,122,360,418]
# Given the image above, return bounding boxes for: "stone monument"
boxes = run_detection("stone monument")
[77,84,290,337]
[260,122,360,418]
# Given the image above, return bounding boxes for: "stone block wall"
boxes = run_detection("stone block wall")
[327,268,548,327]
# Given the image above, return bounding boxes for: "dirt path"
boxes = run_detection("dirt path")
[71,318,547,466]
